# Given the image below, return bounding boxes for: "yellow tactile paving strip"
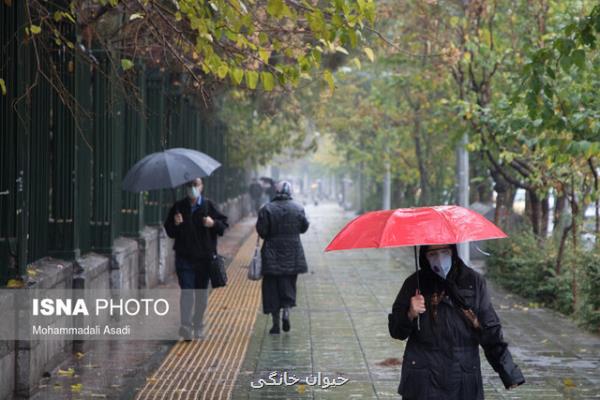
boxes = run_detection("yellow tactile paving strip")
[135,233,261,400]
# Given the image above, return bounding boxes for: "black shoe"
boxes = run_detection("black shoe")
[179,326,192,341]
[282,317,290,332]
[282,308,290,332]
[269,325,280,334]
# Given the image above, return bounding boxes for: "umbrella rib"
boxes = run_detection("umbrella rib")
[164,151,181,188]
[432,206,460,244]
[378,210,401,248]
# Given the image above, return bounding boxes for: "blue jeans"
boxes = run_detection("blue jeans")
[175,257,210,329]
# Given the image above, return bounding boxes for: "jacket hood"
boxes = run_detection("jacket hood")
[417,243,470,310]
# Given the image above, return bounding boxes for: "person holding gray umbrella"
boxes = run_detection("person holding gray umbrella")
[122,147,225,341]
[164,177,228,340]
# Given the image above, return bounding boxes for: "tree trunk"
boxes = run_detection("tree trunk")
[494,190,504,226]
[553,194,566,234]
[541,196,550,238]
[404,183,418,207]
[392,177,405,208]
[570,180,579,312]
[492,172,509,228]
[526,190,542,236]
[588,158,599,236]
[556,222,571,275]
[413,114,430,206]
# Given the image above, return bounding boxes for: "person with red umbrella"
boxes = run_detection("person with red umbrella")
[389,243,524,399]
[326,206,525,399]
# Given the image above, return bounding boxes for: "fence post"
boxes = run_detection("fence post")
[144,69,165,225]
[48,22,79,260]
[14,1,31,275]
[120,67,146,236]
[75,54,94,255]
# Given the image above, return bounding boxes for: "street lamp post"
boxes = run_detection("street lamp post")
[383,160,391,210]
[457,132,470,265]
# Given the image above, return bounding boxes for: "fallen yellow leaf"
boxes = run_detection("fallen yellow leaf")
[6,279,24,288]
[563,378,576,388]
[57,368,75,377]
[75,352,85,359]
[71,383,83,392]
[296,384,306,394]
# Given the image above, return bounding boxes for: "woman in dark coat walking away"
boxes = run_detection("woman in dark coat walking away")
[256,181,309,334]
[388,244,525,399]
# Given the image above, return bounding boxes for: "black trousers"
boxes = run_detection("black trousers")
[262,274,297,314]
[175,256,210,328]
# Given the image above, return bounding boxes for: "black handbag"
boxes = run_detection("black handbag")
[208,254,227,288]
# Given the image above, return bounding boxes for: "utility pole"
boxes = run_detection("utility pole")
[383,161,391,210]
[457,132,470,265]
[358,163,364,213]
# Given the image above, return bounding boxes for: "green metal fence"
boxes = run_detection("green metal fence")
[0,2,246,285]
[144,70,166,225]
[1,2,29,281]
[120,68,146,237]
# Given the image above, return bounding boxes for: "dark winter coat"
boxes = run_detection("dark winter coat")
[163,197,228,261]
[388,244,524,399]
[256,194,309,275]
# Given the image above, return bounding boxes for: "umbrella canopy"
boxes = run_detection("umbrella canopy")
[325,205,507,251]
[122,148,221,192]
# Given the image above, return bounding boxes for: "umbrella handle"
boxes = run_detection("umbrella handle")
[414,246,420,331]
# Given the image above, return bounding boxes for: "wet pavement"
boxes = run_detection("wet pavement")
[31,217,256,400]
[29,203,600,399]
[231,202,600,400]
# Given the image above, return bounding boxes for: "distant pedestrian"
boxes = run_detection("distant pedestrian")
[256,181,309,334]
[164,178,228,340]
[260,177,276,203]
[388,244,524,399]
[248,178,263,216]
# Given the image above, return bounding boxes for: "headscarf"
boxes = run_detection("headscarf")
[274,180,292,199]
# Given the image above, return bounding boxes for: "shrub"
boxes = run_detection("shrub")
[486,231,599,332]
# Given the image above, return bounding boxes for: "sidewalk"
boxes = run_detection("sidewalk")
[230,202,600,399]
[31,203,600,399]
[31,217,256,400]
[134,229,261,399]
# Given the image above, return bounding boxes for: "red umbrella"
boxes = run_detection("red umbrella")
[325,205,507,251]
[325,205,507,330]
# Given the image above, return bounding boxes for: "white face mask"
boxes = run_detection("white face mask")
[187,185,200,200]
[426,248,453,279]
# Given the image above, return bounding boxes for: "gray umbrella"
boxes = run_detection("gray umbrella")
[122,148,221,192]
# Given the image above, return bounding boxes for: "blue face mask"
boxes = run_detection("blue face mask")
[187,186,200,200]
[426,248,453,279]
